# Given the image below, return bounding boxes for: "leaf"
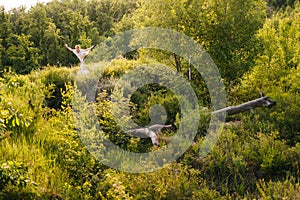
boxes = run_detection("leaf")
[1,110,10,118]
[24,119,31,128]
[15,116,20,126]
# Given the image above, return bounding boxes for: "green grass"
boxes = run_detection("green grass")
[0,64,299,199]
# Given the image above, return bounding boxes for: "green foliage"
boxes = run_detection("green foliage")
[256,177,300,199]
[0,1,299,199]
[0,71,49,135]
[100,165,221,200]
[0,70,105,198]
[187,129,300,197]
[130,84,180,126]
[6,34,40,74]
[0,57,299,199]
[242,131,299,179]
[115,0,266,85]
[266,0,298,10]
[196,130,254,196]
[40,66,76,109]
[0,161,31,189]
[233,4,300,144]
[0,0,137,72]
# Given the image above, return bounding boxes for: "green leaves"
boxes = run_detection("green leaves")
[233,3,300,144]
[6,34,40,74]
[0,1,299,199]
[115,0,266,85]
[0,161,31,189]
[0,0,137,73]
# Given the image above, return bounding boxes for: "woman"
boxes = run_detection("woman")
[65,44,95,64]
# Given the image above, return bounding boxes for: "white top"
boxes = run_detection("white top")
[72,49,90,63]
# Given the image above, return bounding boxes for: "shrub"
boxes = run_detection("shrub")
[0,161,31,189]
[256,177,300,199]
[99,164,221,200]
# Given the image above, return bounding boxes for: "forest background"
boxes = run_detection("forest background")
[0,0,299,199]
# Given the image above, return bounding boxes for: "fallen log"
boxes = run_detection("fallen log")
[124,92,276,146]
[213,92,276,116]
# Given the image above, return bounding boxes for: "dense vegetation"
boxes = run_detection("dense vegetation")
[0,0,299,199]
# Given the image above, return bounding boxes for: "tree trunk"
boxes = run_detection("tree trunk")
[213,92,276,116]
[173,53,181,72]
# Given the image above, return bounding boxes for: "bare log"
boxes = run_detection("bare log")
[213,92,276,116]
[124,93,276,146]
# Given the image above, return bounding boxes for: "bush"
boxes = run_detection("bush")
[256,177,300,199]
[40,67,76,109]
[99,164,221,200]
[0,161,31,189]
[232,4,300,144]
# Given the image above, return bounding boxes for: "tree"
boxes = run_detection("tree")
[44,22,63,65]
[199,0,266,84]
[8,6,27,34]
[267,0,297,10]
[0,6,12,71]
[87,0,138,36]
[27,3,52,66]
[115,0,267,85]
[6,34,40,74]
[0,0,140,70]
[233,2,300,144]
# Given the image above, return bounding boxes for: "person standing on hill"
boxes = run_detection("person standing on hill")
[65,44,95,64]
